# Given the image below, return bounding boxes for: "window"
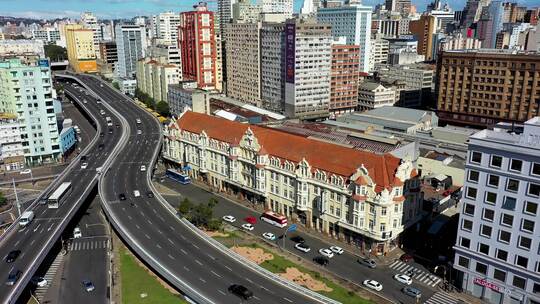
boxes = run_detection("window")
[533,283,540,294]
[480,225,492,238]
[485,192,497,204]
[462,219,473,231]
[460,237,471,248]
[458,256,470,268]
[506,179,520,192]
[532,163,540,176]
[466,187,477,199]
[478,243,490,255]
[513,276,526,290]
[524,201,538,215]
[483,208,494,221]
[515,256,528,268]
[496,249,508,261]
[464,203,475,215]
[487,175,500,187]
[502,196,516,211]
[490,155,503,168]
[493,269,506,282]
[468,170,479,182]
[381,207,387,216]
[499,230,511,243]
[501,213,513,226]
[471,151,482,164]
[528,183,540,197]
[522,219,535,233]
[518,236,532,250]
[510,159,523,172]
[475,262,488,275]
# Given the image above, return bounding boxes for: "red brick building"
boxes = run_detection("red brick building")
[330,43,360,117]
[179,2,217,90]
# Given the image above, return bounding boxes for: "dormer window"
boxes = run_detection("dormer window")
[356,185,367,196]
[394,187,402,196]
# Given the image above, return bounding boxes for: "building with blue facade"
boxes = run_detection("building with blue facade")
[59,126,76,155]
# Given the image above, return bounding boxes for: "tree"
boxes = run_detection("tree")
[156,101,170,117]
[178,198,193,216]
[112,82,120,90]
[44,45,67,61]
[0,192,6,208]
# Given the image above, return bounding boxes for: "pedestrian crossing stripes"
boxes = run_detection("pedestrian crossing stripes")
[424,291,460,304]
[35,252,64,301]
[388,260,442,287]
[69,239,109,251]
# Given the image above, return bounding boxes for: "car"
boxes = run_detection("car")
[82,280,95,292]
[80,162,88,169]
[318,248,334,258]
[402,286,422,298]
[400,253,414,263]
[140,165,146,172]
[363,280,383,291]
[83,99,88,104]
[330,246,344,255]
[394,274,413,285]
[73,227,82,239]
[119,193,126,201]
[146,191,154,198]
[313,256,329,266]
[99,132,104,137]
[294,243,311,253]
[98,143,104,150]
[38,198,47,205]
[6,269,21,286]
[136,118,141,124]
[136,129,142,135]
[81,155,87,162]
[262,232,276,241]
[244,216,257,224]
[96,100,102,104]
[228,284,253,300]
[100,110,105,115]
[108,129,113,134]
[20,169,32,175]
[5,250,21,263]
[290,235,305,243]
[116,123,120,128]
[222,215,236,223]
[133,190,140,197]
[358,258,377,268]
[241,223,254,231]
[31,276,47,287]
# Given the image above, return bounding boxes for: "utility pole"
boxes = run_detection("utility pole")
[12,178,21,217]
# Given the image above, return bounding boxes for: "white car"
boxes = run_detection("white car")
[20,169,32,175]
[133,190,140,197]
[140,165,146,172]
[262,232,276,241]
[137,129,142,135]
[222,215,236,223]
[393,274,413,285]
[319,248,335,258]
[73,227,82,239]
[241,223,254,231]
[330,246,344,255]
[363,280,383,292]
[80,162,88,169]
[136,118,141,124]
[294,243,311,253]
[31,276,47,287]
[100,110,105,115]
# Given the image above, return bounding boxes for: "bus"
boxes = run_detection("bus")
[105,117,112,127]
[165,169,191,185]
[260,211,288,228]
[48,182,72,209]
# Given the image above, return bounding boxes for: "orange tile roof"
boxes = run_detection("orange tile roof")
[176,112,403,190]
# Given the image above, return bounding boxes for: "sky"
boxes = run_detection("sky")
[0,0,537,20]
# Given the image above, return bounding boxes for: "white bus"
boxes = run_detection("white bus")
[106,117,112,127]
[48,182,72,209]
[260,211,288,228]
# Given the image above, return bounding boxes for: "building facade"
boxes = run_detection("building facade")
[65,25,98,73]
[136,58,181,103]
[330,42,360,116]
[260,22,285,113]
[99,41,118,65]
[154,11,181,46]
[115,24,147,79]
[453,117,540,304]
[0,40,45,58]
[32,27,61,45]
[436,50,540,126]
[409,15,436,61]
[0,115,24,171]
[357,82,397,111]
[163,111,421,255]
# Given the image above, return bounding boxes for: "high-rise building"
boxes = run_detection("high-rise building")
[148,44,181,66]
[385,0,411,16]
[330,40,360,116]
[369,34,389,70]
[436,50,540,126]
[284,19,332,119]
[81,12,103,59]
[0,114,24,171]
[136,58,181,103]
[232,0,262,23]
[179,3,217,90]
[217,0,238,30]
[65,24,98,73]
[224,22,261,106]
[32,26,61,46]
[375,64,434,108]
[261,0,293,17]
[260,22,286,113]
[99,41,118,65]
[453,117,540,304]
[154,11,181,45]
[317,3,372,72]
[0,40,45,58]
[115,24,147,79]
[409,14,436,61]
[0,58,60,164]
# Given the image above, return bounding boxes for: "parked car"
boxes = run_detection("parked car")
[5,250,21,263]
[244,216,257,224]
[31,276,47,287]
[394,274,413,285]
[290,235,305,243]
[363,280,383,291]
[136,130,142,135]
[313,256,329,266]
[262,232,276,241]
[140,165,146,172]
[329,246,344,255]
[241,223,254,231]
[402,286,422,298]
[82,280,95,292]
[228,284,253,300]
[358,258,377,268]
[133,190,140,197]
[6,269,21,286]
[294,243,311,253]
[400,253,414,263]
[80,162,88,169]
[146,191,154,198]
[318,248,334,258]
[118,193,126,201]
[20,169,32,175]
[73,227,82,239]
[222,215,236,223]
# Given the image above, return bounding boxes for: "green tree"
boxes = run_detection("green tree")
[44,45,67,61]
[156,101,170,117]
[112,82,120,90]
[0,192,6,208]
[178,198,193,216]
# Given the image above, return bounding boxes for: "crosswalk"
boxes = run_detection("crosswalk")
[69,239,109,251]
[35,252,64,301]
[424,291,460,304]
[388,260,442,287]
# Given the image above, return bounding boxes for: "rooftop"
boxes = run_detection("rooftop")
[471,117,540,149]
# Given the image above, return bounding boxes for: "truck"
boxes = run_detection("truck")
[19,211,35,227]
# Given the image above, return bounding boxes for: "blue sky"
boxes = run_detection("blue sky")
[1,0,537,20]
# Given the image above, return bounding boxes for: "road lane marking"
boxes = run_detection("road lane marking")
[168,254,175,260]
[157,229,162,234]
[30,239,35,245]
[199,277,206,283]
[47,224,54,231]
[195,259,203,266]
[147,220,152,225]
[218,290,226,295]
[207,253,215,260]
[246,278,253,283]
[253,296,261,300]
[156,244,162,249]
[135,224,140,229]
[127,215,132,220]
[145,234,150,239]
[224,266,232,271]
[210,270,221,278]
[192,243,199,249]
[283,297,293,303]
[167,238,174,244]
[180,249,187,255]
[183,266,189,271]
[14,240,20,246]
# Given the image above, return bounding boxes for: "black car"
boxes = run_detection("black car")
[116,123,120,128]
[228,284,253,300]
[6,269,21,286]
[290,235,305,243]
[81,155,87,162]
[108,129,113,134]
[313,256,329,266]
[119,193,126,201]
[99,132,104,137]
[98,143,104,150]
[146,191,154,198]
[5,250,21,263]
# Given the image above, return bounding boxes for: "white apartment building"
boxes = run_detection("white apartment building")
[357,81,396,112]
[261,0,293,17]
[0,116,24,171]
[136,58,181,103]
[115,24,147,79]
[154,11,181,46]
[369,35,389,71]
[284,19,332,119]
[163,110,421,255]
[0,40,45,58]
[32,27,61,45]
[260,22,285,113]
[453,117,540,304]
[148,44,182,67]
[317,3,372,72]
[440,33,482,51]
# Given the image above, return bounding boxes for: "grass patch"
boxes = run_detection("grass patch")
[120,246,187,304]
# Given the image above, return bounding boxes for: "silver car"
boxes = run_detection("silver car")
[402,286,422,298]
[357,257,377,268]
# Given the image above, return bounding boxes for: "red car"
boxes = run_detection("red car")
[244,216,257,224]
[400,253,414,263]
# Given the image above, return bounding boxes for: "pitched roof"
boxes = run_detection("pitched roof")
[176,112,403,191]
